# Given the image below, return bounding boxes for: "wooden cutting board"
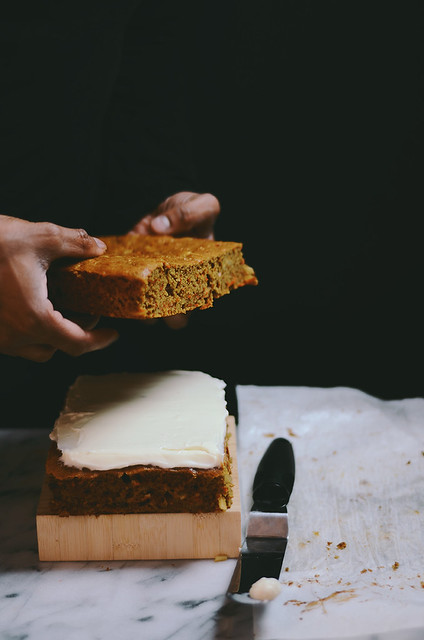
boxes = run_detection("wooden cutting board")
[36,417,241,561]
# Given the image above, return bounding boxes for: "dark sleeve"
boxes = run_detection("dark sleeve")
[94,0,201,233]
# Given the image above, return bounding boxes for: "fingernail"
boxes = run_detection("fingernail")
[151,215,171,233]
[94,237,107,250]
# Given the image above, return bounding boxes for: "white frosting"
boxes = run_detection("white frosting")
[50,370,228,471]
[249,577,282,601]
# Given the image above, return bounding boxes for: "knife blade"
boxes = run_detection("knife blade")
[227,437,295,602]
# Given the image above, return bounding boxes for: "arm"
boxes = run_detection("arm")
[0,215,118,362]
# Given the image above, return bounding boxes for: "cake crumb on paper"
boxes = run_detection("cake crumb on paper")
[284,589,357,613]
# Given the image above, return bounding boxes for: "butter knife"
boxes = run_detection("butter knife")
[227,437,295,603]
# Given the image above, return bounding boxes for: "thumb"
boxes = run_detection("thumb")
[34,222,107,264]
[150,193,219,237]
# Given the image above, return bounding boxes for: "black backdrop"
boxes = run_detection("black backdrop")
[178,1,423,397]
[2,1,423,428]
[193,1,424,392]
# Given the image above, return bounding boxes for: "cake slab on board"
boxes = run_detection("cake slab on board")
[36,417,241,561]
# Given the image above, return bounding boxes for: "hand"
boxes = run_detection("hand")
[131,192,220,329]
[131,191,220,239]
[0,215,119,362]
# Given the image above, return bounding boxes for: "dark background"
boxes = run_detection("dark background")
[2,1,423,428]
[188,1,424,395]
[170,1,423,397]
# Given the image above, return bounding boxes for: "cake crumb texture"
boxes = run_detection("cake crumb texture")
[49,234,257,319]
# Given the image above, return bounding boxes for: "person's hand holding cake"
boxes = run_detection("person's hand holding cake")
[0,214,119,362]
[131,191,220,240]
[130,191,221,329]
[0,194,257,361]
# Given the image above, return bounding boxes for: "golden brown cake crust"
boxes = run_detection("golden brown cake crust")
[45,439,233,516]
[48,234,257,319]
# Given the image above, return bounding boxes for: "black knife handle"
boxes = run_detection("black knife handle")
[251,438,295,512]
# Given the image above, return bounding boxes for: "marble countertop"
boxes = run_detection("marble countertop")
[1,385,424,640]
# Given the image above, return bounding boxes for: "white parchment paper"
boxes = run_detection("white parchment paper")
[236,385,424,640]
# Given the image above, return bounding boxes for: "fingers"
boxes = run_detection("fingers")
[0,216,107,268]
[62,311,101,332]
[2,306,119,361]
[32,222,107,264]
[2,318,118,362]
[44,308,119,357]
[152,193,220,237]
[164,314,189,330]
[0,215,116,362]
[131,192,220,239]
[130,215,154,236]
[137,315,188,330]
[11,325,118,362]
